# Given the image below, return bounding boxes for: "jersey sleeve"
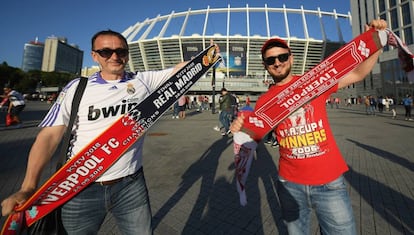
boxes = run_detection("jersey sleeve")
[38,78,81,127]
[135,68,174,92]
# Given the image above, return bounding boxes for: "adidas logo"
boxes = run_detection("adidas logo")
[109,86,118,90]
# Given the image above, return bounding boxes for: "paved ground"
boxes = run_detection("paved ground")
[0,101,413,235]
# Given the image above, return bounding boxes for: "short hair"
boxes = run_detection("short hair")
[91,30,128,50]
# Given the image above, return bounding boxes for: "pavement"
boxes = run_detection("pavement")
[0,101,413,235]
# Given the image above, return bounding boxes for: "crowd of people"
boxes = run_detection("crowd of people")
[172,94,213,119]
[326,94,412,120]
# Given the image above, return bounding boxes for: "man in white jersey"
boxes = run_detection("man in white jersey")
[2,85,25,127]
[1,30,194,234]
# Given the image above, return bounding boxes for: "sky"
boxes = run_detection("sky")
[0,0,351,69]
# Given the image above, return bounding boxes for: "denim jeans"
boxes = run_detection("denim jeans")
[62,168,152,235]
[277,175,356,235]
[219,110,232,131]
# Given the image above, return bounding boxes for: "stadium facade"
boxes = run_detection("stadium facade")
[121,4,352,95]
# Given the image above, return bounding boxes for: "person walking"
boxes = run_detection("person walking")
[245,95,251,107]
[0,30,211,234]
[2,85,25,127]
[178,94,187,119]
[172,100,179,119]
[230,19,388,234]
[403,94,413,120]
[218,88,234,136]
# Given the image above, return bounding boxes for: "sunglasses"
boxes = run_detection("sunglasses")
[93,48,129,58]
[263,52,290,65]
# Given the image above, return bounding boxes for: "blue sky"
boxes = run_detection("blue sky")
[0,0,350,69]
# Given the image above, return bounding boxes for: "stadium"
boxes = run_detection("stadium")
[121,4,351,95]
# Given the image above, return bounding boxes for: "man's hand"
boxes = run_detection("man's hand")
[230,113,245,134]
[1,189,34,216]
[365,19,387,31]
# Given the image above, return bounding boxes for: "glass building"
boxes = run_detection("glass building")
[21,40,44,72]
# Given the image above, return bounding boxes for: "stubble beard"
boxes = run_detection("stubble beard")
[271,66,291,84]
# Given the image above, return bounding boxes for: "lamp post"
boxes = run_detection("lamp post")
[211,66,216,114]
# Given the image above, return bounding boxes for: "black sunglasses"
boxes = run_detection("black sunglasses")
[263,52,290,65]
[93,48,129,58]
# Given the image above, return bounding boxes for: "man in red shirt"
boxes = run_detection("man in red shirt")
[230,19,387,234]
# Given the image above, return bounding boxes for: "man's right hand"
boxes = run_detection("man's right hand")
[1,190,34,216]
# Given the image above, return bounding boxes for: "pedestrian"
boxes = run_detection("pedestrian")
[0,29,209,234]
[203,95,209,110]
[388,96,397,119]
[2,85,25,127]
[383,96,390,112]
[245,95,251,107]
[178,94,187,119]
[172,100,179,119]
[329,96,334,109]
[230,19,387,234]
[377,96,384,112]
[218,87,234,136]
[402,94,413,120]
[334,97,340,108]
[369,95,377,115]
[197,94,203,112]
[364,96,371,114]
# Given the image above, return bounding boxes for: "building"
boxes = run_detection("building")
[41,36,83,75]
[350,0,414,102]
[21,38,44,72]
[121,4,351,95]
[81,65,100,77]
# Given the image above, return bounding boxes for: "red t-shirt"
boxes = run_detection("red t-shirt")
[258,76,348,185]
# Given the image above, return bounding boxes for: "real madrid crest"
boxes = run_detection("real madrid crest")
[126,83,136,95]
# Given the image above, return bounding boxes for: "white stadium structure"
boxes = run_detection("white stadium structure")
[121,4,352,94]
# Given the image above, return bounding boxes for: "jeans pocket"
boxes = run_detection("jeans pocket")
[325,175,347,190]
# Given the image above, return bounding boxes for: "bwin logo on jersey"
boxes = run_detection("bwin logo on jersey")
[88,101,138,120]
[126,83,136,95]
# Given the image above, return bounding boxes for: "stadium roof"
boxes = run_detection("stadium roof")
[122,4,351,78]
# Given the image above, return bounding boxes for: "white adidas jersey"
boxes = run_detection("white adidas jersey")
[40,69,173,181]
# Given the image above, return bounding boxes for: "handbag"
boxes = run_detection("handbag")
[26,77,88,235]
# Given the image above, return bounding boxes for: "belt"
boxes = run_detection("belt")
[95,167,142,186]
[96,177,126,186]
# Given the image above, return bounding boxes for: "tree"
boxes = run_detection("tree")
[0,63,77,93]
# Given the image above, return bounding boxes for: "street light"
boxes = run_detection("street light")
[211,66,216,114]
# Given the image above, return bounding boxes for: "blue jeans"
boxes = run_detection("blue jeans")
[277,175,356,235]
[62,168,152,235]
[219,110,232,131]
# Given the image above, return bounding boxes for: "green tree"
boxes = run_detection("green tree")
[0,63,77,94]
